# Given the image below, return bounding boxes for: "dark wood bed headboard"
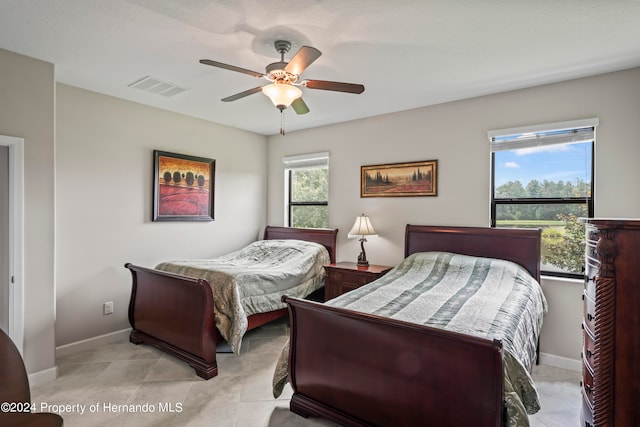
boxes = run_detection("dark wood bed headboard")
[404,224,541,282]
[263,226,338,263]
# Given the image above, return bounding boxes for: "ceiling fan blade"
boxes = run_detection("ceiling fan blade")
[291,97,310,115]
[304,80,365,94]
[221,86,263,102]
[284,46,322,76]
[199,59,264,78]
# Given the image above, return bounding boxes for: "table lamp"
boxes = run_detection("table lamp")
[348,213,377,267]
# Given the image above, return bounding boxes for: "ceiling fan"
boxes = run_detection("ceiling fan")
[199,40,365,117]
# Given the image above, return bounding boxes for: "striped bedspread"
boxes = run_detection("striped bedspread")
[273,251,547,426]
[155,239,330,354]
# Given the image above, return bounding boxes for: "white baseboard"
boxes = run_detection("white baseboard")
[56,328,132,358]
[539,352,582,372]
[26,329,132,387]
[28,366,58,387]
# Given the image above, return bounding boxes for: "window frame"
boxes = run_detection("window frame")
[489,119,597,279]
[283,152,329,228]
[287,169,329,228]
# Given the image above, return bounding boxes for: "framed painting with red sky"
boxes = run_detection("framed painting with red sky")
[361,160,437,197]
[153,150,215,221]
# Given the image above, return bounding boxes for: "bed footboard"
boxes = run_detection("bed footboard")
[284,296,504,427]
[125,263,218,379]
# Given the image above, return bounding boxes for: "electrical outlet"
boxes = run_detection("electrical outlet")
[103,301,114,315]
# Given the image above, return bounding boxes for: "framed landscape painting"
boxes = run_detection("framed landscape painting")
[361,160,437,197]
[153,150,215,221]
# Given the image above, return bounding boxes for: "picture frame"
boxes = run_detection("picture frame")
[153,150,215,221]
[361,159,437,197]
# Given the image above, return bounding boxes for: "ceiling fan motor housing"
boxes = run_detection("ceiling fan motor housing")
[265,62,298,83]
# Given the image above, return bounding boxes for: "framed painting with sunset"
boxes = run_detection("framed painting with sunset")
[361,160,437,197]
[153,150,215,221]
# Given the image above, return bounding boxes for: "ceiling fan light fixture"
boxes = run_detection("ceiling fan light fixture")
[262,83,302,109]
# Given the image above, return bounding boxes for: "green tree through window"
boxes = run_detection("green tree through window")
[289,168,329,228]
[284,153,329,228]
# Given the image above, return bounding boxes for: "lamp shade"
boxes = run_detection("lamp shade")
[261,83,302,108]
[348,214,377,237]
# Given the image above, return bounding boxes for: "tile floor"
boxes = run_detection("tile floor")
[32,318,582,426]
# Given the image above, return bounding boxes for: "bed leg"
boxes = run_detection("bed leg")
[193,364,218,380]
[129,330,143,345]
[289,394,312,419]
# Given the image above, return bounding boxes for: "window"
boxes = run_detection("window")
[489,118,597,278]
[283,152,329,228]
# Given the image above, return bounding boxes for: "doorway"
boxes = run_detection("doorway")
[1,145,8,332]
[0,135,24,354]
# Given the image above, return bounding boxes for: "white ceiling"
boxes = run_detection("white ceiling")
[2,0,640,136]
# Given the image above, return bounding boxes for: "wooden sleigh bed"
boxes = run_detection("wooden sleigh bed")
[278,224,545,427]
[125,226,337,380]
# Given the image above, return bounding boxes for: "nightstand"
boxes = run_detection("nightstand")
[324,262,393,301]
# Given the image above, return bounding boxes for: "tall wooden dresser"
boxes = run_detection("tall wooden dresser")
[581,219,640,427]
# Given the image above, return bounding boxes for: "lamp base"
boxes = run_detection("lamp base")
[357,240,369,268]
[357,252,369,268]
[356,261,369,269]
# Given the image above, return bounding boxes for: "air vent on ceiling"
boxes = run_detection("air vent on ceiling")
[128,76,188,97]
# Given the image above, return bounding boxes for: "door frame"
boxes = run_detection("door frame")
[1,135,24,354]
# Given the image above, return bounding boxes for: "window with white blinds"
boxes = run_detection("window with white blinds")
[489,118,597,278]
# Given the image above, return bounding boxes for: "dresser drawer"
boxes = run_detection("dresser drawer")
[326,270,344,283]
[586,242,598,262]
[585,226,599,274]
[347,271,375,286]
[583,274,596,301]
[585,225,599,244]
[583,292,596,333]
[582,362,595,407]
[584,241,599,297]
[583,328,596,370]
[327,270,370,286]
[581,395,594,427]
[324,263,393,301]
[584,260,598,299]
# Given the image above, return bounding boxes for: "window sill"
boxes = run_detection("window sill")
[540,275,582,286]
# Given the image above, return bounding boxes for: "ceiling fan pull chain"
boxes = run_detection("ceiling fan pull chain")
[280,110,286,135]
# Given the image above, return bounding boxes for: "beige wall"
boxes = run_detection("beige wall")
[54,84,267,346]
[0,48,56,374]
[267,67,640,361]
